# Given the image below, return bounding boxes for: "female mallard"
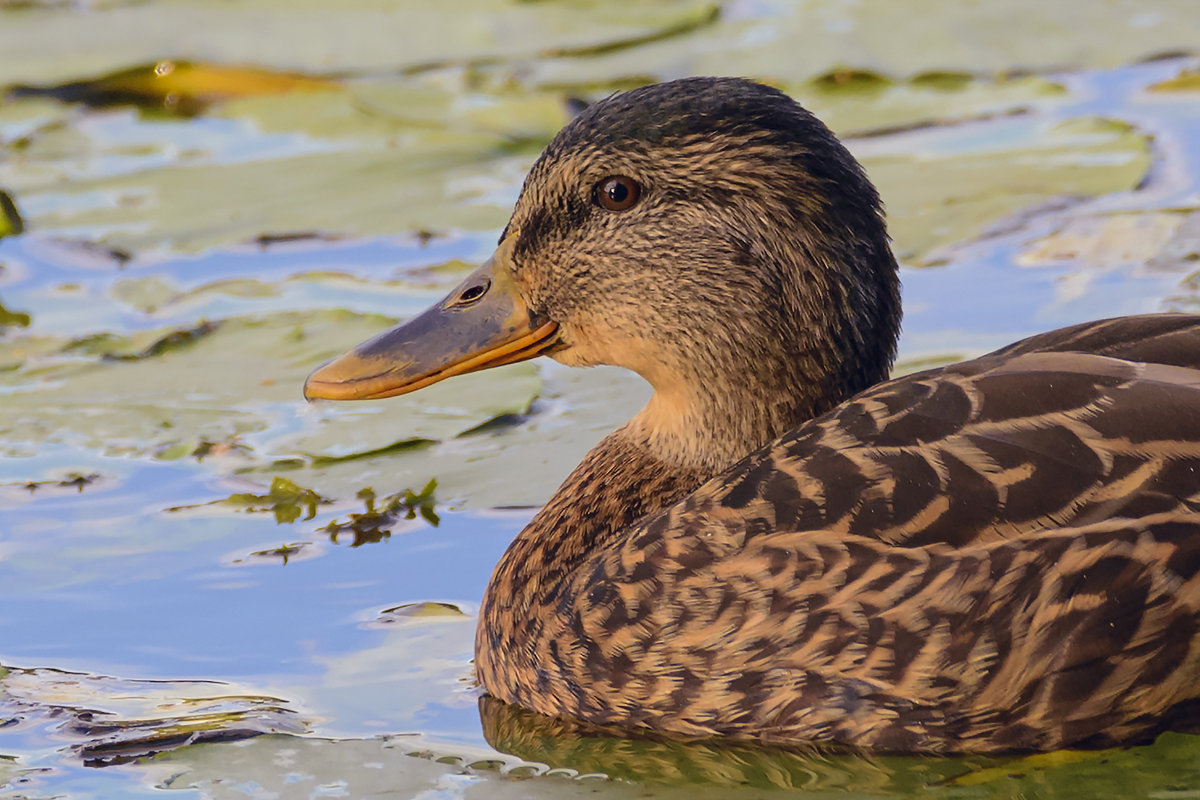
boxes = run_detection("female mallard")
[304,77,1200,753]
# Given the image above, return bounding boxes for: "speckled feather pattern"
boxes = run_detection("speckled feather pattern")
[459,79,1200,753]
[480,317,1200,753]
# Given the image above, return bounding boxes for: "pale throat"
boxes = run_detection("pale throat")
[551,320,816,473]
[625,371,801,474]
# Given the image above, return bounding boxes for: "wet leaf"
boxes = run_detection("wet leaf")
[0,665,308,767]
[259,362,646,509]
[155,441,196,461]
[0,310,542,465]
[535,3,718,59]
[1018,212,1185,270]
[377,601,466,622]
[808,69,893,94]
[795,74,1066,138]
[1149,67,1200,92]
[5,3,1167,259]
[10,60,339,116]
[18,119,522,253]
[110,275,178,313]
[909,71,976,91]
[0,188,23,237]
[0,75,1126,261]
[0,1,720,87]
[99,320,220,361]
[523,0,1200,88]
[0,299,31,329]
[863,115,1152,263]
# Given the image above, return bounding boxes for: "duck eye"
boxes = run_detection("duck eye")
[594,176,641,212]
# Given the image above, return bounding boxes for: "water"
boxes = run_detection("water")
[1,1,1200,797]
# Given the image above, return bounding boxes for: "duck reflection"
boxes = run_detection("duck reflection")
[478,695,991,793]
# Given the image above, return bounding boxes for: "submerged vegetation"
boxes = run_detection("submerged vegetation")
[222,476,327,523]
[323,480,440,546]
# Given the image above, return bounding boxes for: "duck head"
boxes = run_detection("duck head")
[305,77,901,471]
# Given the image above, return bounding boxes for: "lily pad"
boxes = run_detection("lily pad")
[0,309,543,463]
[522,0,1200,88]
[110,275,180,313]
[239,360,649,509]
[0,665,307,767]
[0,0,720,87]
[2,91,1151,263]
[794,74,1066,138]
[1018,212,1187,270]
[0,2,1175,260]
[17,124,524,253]
[861,116,1152,263]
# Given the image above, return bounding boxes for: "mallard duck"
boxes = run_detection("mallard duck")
[304,77,1200,754]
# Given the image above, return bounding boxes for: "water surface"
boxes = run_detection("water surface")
[1,2,1200,797]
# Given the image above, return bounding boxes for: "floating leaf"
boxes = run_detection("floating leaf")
[0,74,1128,262]
[110,275,178,313]
[155,441,197,461]
[377,601,466,623]
[1149,68,1200,93]
[10,60,339,116]
[167,476,327,524]
[535,2,718,59]
[808,69,893,94]
[1017,212,1185,270]
[223,476,327,524]
[10,471,101,493]
[242,541,313,565]
[101,320,220,361]
[0,189,23,237]
[909,71,975,91]
[864,115,1152,263]
[0,299,31,329]
[0,665,307,768]
[0,310,543,466]
[323,479,439,547]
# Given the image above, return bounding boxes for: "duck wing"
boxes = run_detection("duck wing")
[711,315,1200,549]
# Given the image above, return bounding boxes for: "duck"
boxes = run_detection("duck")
[304,77,1200,754]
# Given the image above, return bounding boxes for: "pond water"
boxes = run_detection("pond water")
[1,1,1200,798]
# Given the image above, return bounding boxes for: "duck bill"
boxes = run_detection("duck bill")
[304,238,558,401]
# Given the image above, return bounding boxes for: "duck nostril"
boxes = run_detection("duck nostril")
[457,281,489,305]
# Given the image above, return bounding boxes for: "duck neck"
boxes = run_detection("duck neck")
[625,367,836,474]
[483,423,714,602]
[475,425,711,702]
[479,368,818,606]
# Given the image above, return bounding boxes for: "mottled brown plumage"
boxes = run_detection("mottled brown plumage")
[306,78,1200,753]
